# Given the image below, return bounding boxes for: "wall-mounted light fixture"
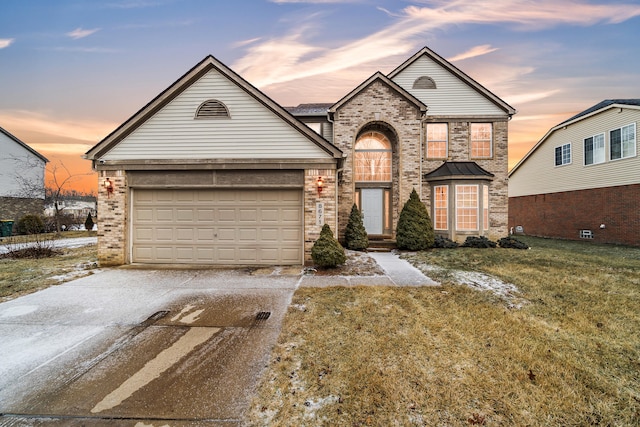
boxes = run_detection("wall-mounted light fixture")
[316,176,324,194]
[103,178,114,197]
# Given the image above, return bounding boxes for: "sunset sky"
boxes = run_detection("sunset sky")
[1,0,639,193]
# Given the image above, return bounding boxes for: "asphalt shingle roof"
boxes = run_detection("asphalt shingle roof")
[559,99,640,126]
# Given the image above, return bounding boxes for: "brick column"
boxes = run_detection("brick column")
[304,169,337,264]
[97,170,127,266]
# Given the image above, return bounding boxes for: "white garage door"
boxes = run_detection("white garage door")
[132,189,302,265]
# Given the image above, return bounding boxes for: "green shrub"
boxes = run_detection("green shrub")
[434,235,459,249]
[498,236,529,249]
[16,214,45,235]
[84,213,95,231]
[344,204,368,251]
[396,188,434,250]
[311,224,346,268]
[461,236,497,248]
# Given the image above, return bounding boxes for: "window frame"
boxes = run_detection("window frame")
[455,184,479,231]
[426,123,448,159]
[354,131,393,182]
[610,123,636,161]
[470,123,493,159]
[554,143,571,167]
[584,133,605,166]
[433,185,448,231]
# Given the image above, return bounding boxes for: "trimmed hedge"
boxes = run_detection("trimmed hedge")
[461,236,497,248]
[344,204,368,251]
[311,224,346,268]
[396,189,434,251]
[498,236,530,249]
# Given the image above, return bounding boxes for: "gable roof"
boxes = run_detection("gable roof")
[510,99,640,176]
[0,126,49,163]
[424,161,494,181]
[328,71,427,115]
[85,55,343,161]
[388,46,516,117]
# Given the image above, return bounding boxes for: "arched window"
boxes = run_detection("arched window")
[412,76,437,89]
[195,100,230,119]
[355,131,392,182]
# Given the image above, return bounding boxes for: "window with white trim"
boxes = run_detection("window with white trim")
[555,143,571,166]
[584,133,605,165]
[456,185,478,231]
[426,123,448,158]
[483,184,489,231]
[434,185,448,230]
[610,123,636,160]
[470,123,492,158]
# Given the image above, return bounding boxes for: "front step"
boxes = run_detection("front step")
[367,239,397,252]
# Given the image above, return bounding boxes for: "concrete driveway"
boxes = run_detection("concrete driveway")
[0,268,300,426]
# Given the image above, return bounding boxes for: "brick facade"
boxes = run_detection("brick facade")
[509,184,640,246]
[332,80,422,241]
[97,170,127,266]
[0,197,45,231]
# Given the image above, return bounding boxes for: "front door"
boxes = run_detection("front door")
[361,188,384,235]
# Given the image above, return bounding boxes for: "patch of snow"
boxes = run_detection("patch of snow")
[303,395,341,420]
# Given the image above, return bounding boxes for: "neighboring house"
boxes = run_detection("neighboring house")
[0,126,48,227]
[85,46,515,266]
[509,99,639,246]
[45,199,97,220]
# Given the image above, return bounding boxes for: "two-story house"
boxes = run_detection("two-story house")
[85,46,515,266]
[509,99,639,246]
[0,126,48,229]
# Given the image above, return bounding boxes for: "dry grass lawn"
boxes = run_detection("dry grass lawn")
[0,233,98,300]
[247,237,640,426]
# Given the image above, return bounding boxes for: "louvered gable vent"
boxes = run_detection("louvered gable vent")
[413,76,437,89]
[195,99,230,119]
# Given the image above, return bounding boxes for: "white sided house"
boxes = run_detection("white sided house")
[509,99,640,246]
[86,47,515,266]
[0,126,48,227]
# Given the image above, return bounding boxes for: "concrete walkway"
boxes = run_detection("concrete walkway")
[369,252,438,286]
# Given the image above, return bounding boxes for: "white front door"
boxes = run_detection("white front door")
[361,188,384,235]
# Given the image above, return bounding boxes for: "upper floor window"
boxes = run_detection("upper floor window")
[555,143,571,166]
[195,100,230,119]
[584,133,605,165]
[610,123,636,160]
[355,131,392,182]
[426,123,448,158]
[470,123,492,158]
[412,76,437,89]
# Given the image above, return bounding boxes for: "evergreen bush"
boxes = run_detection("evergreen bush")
[311,224,347,268]
[16,214,45,235]
[344,204,368,251]
[396,188,434,250]
[84,213,95,231]
[434,235,459,249]
[498,236,529,249]
[461,236,497,248]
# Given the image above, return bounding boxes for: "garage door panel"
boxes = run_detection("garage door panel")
[132,189,302,265]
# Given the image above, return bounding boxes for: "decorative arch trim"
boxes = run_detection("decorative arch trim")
[195,99,230,119]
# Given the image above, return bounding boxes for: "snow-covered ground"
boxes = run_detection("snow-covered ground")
[0,237,97,254]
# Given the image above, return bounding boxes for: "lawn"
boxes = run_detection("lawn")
[0,232,98,300]
[247,237,640,426]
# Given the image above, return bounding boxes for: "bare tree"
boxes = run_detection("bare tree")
[45,161,93,232]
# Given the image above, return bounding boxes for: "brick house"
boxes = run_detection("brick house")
[0,126,48,230]
[509,99,639,246]
[85,46,515,266]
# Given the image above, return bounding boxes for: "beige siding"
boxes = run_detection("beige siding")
[391,56,506,116]
[103,69,329,160]
[509,108,640,197]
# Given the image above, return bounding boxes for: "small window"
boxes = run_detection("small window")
[584,133,605,165]
[483,184,489,231]
[426,123,448,158]
[195,100,230,119]
[610,123,636,160]
[555,143,571,166]
[412,76,437,89]
[434,185,448,230]
[470,123,492,158]
[580,230,594,239]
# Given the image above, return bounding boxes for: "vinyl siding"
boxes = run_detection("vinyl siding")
[509,108,640,197]
[391,56,506,117]
[0,132,46,197]
[103,69,330,160]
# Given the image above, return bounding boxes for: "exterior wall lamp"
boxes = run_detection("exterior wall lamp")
[103,178,114,197]
[316,176,324,194]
